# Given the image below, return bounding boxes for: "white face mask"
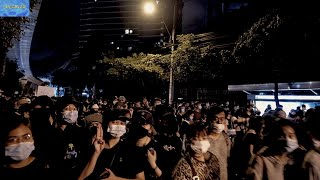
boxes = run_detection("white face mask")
[107,124,126,138]
[312,138,320,148]
[191,140,211,154]
[213,123,225,134]
[63,110,78,124]
[5,142,35,161]
[285,138,299,153]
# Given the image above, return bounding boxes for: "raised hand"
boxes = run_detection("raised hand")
[147,148,157,164]
[93,125,105,154]
[100,168,116,180]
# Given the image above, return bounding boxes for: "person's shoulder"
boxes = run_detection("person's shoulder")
[304,149,320,163]
[205,151,219,162]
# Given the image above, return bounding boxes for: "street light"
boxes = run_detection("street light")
[144,2,155,14]
[144,1,176,106]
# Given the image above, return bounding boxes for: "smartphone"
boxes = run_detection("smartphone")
[149,148,155,155]
[99,172,110,179]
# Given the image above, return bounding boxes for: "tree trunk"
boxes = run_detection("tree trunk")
[274,82,280,107]
[272,57,281,108]
[1,58,6,77]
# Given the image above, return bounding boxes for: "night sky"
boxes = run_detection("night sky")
[29,0,250,77]
[30,0,79,77]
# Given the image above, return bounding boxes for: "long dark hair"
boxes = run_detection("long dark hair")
[262,119,299,155]
[185,122,208,156]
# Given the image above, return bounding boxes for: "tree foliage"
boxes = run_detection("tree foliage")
[52,33,236,94]
[0,0,39,91]
[0,0,38,54]
[232,9,285,64]
[232,8,320,83]
[172,34,234,84]
[95,34,235,86]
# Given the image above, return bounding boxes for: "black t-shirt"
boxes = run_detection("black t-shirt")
[242,133,261,164]
[89,139,144,179]
[51,124,89,180]
[0,158,56,180]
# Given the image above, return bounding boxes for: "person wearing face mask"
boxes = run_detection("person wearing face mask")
[29,95,58,169]
[176,105,186,124]
[78,111,145,180]
[246,119,306,180]
[0,112,56,179]
[126,110,163,180]
[303,111,320,180]
[193,102,203,121]
[172,123,220,180]
[180,110,195,135]
[205,106,231,180]
[52,96,88,180]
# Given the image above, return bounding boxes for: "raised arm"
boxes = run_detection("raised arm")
[79,125,105,180]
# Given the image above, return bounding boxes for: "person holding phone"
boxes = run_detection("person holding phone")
[126,110,162,180]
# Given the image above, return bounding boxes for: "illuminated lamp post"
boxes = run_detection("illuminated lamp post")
[144,1,176,106]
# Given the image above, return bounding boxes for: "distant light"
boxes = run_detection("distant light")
[117,47,120,50]
[144,2,155,14]
[110,41,114,44]
[125,29,130,34]
[129,29,133,34]
[128,46,133,51]
[94,0,97,2]
[255,95,320,101]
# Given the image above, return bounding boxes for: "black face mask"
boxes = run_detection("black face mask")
[130,125,149,140]
[30,108,52,126]
[88,125,98,137]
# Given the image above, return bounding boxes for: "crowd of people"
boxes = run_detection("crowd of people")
[0,93,320,180]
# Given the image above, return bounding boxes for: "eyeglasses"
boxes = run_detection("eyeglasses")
[6,133,33,145]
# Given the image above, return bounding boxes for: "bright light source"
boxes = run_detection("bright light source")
[255,95,320,101]
[144,2,155,14]
[129,29,133,34]
[125,29,130,34]
[110,41,114,44]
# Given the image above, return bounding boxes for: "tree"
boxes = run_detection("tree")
[0,0,38,92]
[232,7,320,106]
[0,58,24,94]
[0,0,38,57]
[172,34,234,87]
[52,33,236,97]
